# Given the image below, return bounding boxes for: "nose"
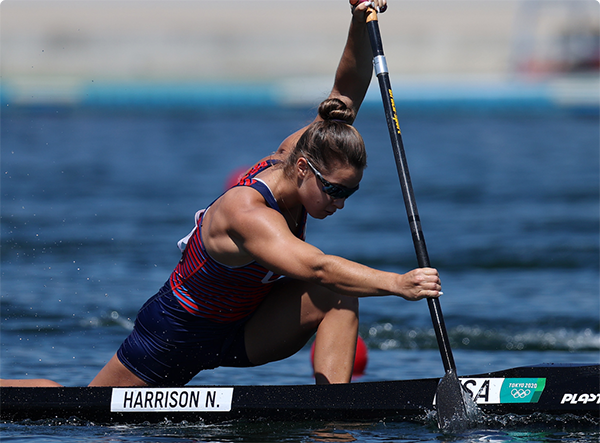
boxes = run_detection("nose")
[332,198,346,210]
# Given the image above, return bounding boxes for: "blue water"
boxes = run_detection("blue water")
[1,103,599,442]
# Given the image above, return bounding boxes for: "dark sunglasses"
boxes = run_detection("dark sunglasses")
[304,158,359,199]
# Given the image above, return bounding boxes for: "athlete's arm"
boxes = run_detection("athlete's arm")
[215,190,440,301]
[274,0,385,156]
[328,0,384,120]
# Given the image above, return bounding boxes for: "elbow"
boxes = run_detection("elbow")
[311,263,329,286]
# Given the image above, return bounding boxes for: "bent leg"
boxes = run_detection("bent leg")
[244,279,358,384]
[88,353,149,387]
[0,354,147,388]
[0,378,63,387]
[312,301,358,384]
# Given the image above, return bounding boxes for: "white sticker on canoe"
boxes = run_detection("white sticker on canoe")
[111,387,234,412]
[459,377,546,404]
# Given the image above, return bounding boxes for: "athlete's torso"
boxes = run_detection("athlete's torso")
[169,159,307,323]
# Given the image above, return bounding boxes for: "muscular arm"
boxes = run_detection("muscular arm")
[216,190,440,301]
[328,1,379,120]
[274,0,384,155]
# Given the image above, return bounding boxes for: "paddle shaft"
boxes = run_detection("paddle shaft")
[365,10,456,374]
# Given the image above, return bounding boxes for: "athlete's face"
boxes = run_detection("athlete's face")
[300,158,363,219]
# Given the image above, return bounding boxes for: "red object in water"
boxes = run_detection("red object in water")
[353,335,368,375]
[311,335,368,377]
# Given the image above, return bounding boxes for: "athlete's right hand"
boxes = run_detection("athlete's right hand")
[396,267,442,301]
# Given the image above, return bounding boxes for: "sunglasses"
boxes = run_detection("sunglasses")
[304,158,359,199]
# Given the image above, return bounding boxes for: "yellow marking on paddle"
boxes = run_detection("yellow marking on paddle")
[389,89,401,135]
[366,6,378,23]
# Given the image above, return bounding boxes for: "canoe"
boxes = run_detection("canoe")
[1,363,597,424]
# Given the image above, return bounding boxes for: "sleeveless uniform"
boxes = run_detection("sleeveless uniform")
[170,159,306,322]
[116,160,307,386]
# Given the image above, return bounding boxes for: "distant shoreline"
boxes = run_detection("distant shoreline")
[2,74,598,113]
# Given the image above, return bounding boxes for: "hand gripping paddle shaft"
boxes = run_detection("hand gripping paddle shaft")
[364,7,469,431]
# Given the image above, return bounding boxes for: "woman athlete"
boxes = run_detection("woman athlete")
[1,0,441,388]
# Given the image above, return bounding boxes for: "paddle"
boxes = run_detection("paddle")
[363,5,470,431]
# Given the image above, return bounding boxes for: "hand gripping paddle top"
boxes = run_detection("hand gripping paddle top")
[362,4,472,431]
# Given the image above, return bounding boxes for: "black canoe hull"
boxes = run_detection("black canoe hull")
[1,364,598,424]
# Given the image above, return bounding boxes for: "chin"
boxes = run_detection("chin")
[308,210,328,220]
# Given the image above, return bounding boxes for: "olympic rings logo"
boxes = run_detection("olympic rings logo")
[511,388,531,399]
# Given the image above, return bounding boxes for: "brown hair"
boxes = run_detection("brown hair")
[284,98,367,176]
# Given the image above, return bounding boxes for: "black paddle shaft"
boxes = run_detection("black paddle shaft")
[366,13,456,374]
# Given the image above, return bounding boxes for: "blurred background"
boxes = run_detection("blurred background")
[2,0,599,109]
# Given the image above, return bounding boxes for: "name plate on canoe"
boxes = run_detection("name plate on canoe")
[111,387,234,412]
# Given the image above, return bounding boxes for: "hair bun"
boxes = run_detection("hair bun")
[318,98,356,125]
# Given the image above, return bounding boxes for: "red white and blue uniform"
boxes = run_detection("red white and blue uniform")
[116,159,307,386]
[170,159,306,322]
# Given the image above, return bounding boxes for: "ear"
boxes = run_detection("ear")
[296,157,309,179]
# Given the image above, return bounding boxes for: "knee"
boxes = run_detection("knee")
[336,296,359,327]
[310,286,357,312]
[317,294,359,340]
[329,292,359,316]
[299,288,357,330]
[341,294,359,313]
[321,293,359,325]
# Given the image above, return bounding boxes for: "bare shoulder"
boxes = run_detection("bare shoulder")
[209,187,287,241]
[210,186,269,224]
[202,186,287,266]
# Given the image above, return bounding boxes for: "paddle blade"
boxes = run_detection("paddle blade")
[436,369,469,432]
